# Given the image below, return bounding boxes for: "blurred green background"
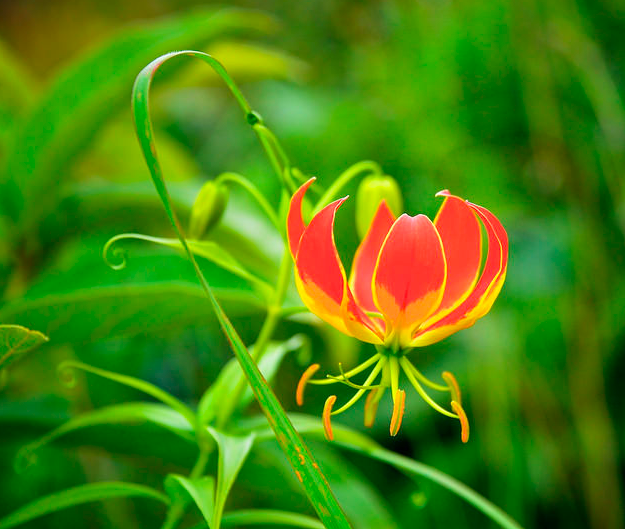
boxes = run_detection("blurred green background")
[1,1,624,528]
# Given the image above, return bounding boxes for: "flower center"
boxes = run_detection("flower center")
[295,347,470,442]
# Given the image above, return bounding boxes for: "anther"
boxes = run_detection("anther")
[389,389,406,437]
[296,364,320,406]
[451,401,469,443]
[442,371,461,405]
[323,395,337,441]
[364,388,380,428]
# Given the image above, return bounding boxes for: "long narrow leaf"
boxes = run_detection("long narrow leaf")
[57,361,195,425]
[15,402,193,471]
[249,415,523,529]
[0,482,168,529]
[132,50,351,529]
[207,428,255,528]
[222,510,325,528]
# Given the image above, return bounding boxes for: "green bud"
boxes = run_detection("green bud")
[188,181,229,239]
[355,174,403,238]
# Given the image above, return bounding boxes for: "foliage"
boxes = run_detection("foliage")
[0,2,624,529]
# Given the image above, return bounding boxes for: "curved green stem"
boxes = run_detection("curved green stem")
[313,160,383,214]
[215,172,281,230]
[253,124,297,192]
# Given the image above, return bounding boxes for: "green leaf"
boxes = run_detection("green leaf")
[1,8,277,228]
[165,475,215,528]
[188,510,324,529]
[239,335,309,408]
[0,324,48,370]
[207,428,255,528]
[0,481,169,529]
[198,335,308,425]
[221,509,324,528]
[104,233,273,300]
[55,361,195,425]
[132,50,351,528]
[15,402,193,471]
[249,415,523,529]
[0,251,264,344]
[60,181,281,282]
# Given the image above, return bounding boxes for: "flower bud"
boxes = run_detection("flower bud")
[355,174,403,238]
[188,181,229,239]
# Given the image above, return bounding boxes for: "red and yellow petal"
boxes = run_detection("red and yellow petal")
[293,190,383,344]
[420,191,482,325]
[372,214,447,345]
[287,177,315,258]
[411,202,508,346]
[349,200,396,315]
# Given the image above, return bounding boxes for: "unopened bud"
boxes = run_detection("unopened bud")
[356,174,403,238]
[188,181,228,239]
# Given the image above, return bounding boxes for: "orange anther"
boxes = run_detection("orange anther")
[364,388,380,428]
[389,389,406,437]
[296,364,320,406]
[323,395,337,441]
[451,400,469,443]
[442,371,461,405]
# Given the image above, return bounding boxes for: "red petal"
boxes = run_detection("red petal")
[294,198,383,343]
[287,177,315,258]
[349,200,396,314]
[373,214,446,343]
[426,191,482,320]
[412,202,508,346]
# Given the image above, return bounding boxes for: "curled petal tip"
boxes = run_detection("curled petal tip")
[435,189,451,197]
[323,395,337,441]
[296,364,320,406]
[451,400,470,443]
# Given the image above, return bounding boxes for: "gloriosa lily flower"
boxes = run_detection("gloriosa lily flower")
[288,178,508,441]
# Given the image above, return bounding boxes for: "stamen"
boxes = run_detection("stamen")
[326,362,382,390]
[364,386,386,427]
[332,356,387,415]
[409,363,449,392]
[389,389,406,436]
[451,401,470,443]
[308,353,381,385]
[296,364,320,406]
[323,395,337,441]
[389,356,400,398]
[399,357,458,419]
[442,371,461,405]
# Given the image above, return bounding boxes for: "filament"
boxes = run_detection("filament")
[323,395,337,441]
[296,364,320,406]
[332,356,387,415]
[399,357,458,419]
[308,353,381,386]
[326,362,382,390]
[389,356,400,399]
[410,364,449,392]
